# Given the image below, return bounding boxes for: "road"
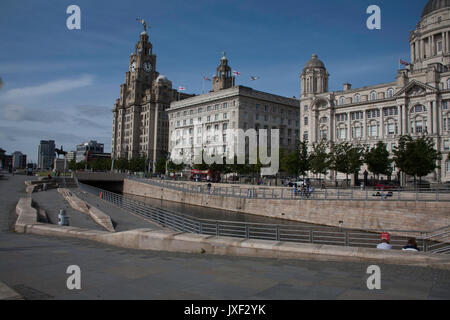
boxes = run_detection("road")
[0,174,449,300]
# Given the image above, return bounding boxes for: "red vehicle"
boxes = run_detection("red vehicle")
[374,181,399,190]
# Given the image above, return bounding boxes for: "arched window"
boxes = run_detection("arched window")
[387,88,394,98]
[446,78,450,89]
[354,94,361,103]
[320,116,328,124]
[339,96,345,105]
[370,91,377,101]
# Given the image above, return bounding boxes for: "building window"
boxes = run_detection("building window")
[320,128,328,140]
[354,94,361,103]
[336,113,347,122]
[223,113,228,119]
[370,91,377,101]
[368,124,378,137]
[320,117,328,124]
[303,131,309,141]
[443,101,449,110]
[443,116,450,131]
[386,123,395,135]
[383,106,398,116]
[198,107,203,113]
[351,111,363,120]
[367,109,380,119]
[339,97,345,105]
[387,88,394,98]
[444,140,449,151]
[415,119,423,133]
[438,41,443,52]
[338,127,346,139]
[446,161,450,173]
[304,105,308,112]
[352,126,361,138]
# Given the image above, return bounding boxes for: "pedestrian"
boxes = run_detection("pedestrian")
[402,238,419,252]
[376,233,392,250]
[376,238,392,250]
[207,182,212,194]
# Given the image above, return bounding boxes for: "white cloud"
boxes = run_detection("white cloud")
[1,74,94,100]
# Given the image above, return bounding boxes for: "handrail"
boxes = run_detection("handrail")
[75,182,449,254]
[126,175,450,203]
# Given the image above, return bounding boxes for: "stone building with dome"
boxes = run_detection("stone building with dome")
[111,29,193,168]
[300,0,450,183]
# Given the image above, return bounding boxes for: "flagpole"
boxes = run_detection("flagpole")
[202,76,204,95]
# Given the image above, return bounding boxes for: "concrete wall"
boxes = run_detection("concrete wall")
[123,179,450,233]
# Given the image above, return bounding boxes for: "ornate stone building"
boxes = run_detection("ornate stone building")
[168,54,300,165]
[111,29,192,170]
[300,0,450,183]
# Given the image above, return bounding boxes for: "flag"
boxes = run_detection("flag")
[250,76,260,81]
[178,86,186,91]
[203,76,211,81]
[232,70,241,76]
[399,59,409,66]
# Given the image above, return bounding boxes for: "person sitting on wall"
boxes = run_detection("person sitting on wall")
[402,238,419,252]
[376,233,392,250]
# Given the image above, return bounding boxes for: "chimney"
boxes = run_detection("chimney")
[344,83,352,91]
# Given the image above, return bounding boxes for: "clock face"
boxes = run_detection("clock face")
[143,61,153,73]
[130,62,137,72]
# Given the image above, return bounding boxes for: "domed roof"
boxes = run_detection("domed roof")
[422,0,450,18]
[156,74,169,83]
[304,54,325,69]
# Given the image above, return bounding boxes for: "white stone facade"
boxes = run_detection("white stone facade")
[300,2,450,183]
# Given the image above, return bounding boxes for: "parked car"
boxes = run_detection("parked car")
[374,181,400,190]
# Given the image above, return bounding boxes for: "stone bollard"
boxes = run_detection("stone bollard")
[58,209,69,226]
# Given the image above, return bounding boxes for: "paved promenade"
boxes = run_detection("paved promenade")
[0,174,449,299]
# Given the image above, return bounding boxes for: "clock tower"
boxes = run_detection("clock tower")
[112,26,193,171]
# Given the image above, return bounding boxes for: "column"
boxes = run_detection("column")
[402,104,407,135]
[347,112,351,141]
[432,34,435,56]
[428,101,433,134]
[443,32,446,53]
[411,43,415,62]
[433,100,439,135]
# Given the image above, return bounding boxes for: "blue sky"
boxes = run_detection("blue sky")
[0,0,427,162]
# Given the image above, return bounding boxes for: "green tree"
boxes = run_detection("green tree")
[115,158,129,171]
[310,141,330,179]
[68,159,76,171]
[330,142,365,186]
[393,135,442,183]
[155,157,167,174]
[364,141,392,179]
[129,157,146,172]
[280,142,311,178]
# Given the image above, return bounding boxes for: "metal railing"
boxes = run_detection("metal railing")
[77,182,449,253]
[126,176,450,202]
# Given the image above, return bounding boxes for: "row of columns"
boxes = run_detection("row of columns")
[412,30,450,62]
[308,100,443,144]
